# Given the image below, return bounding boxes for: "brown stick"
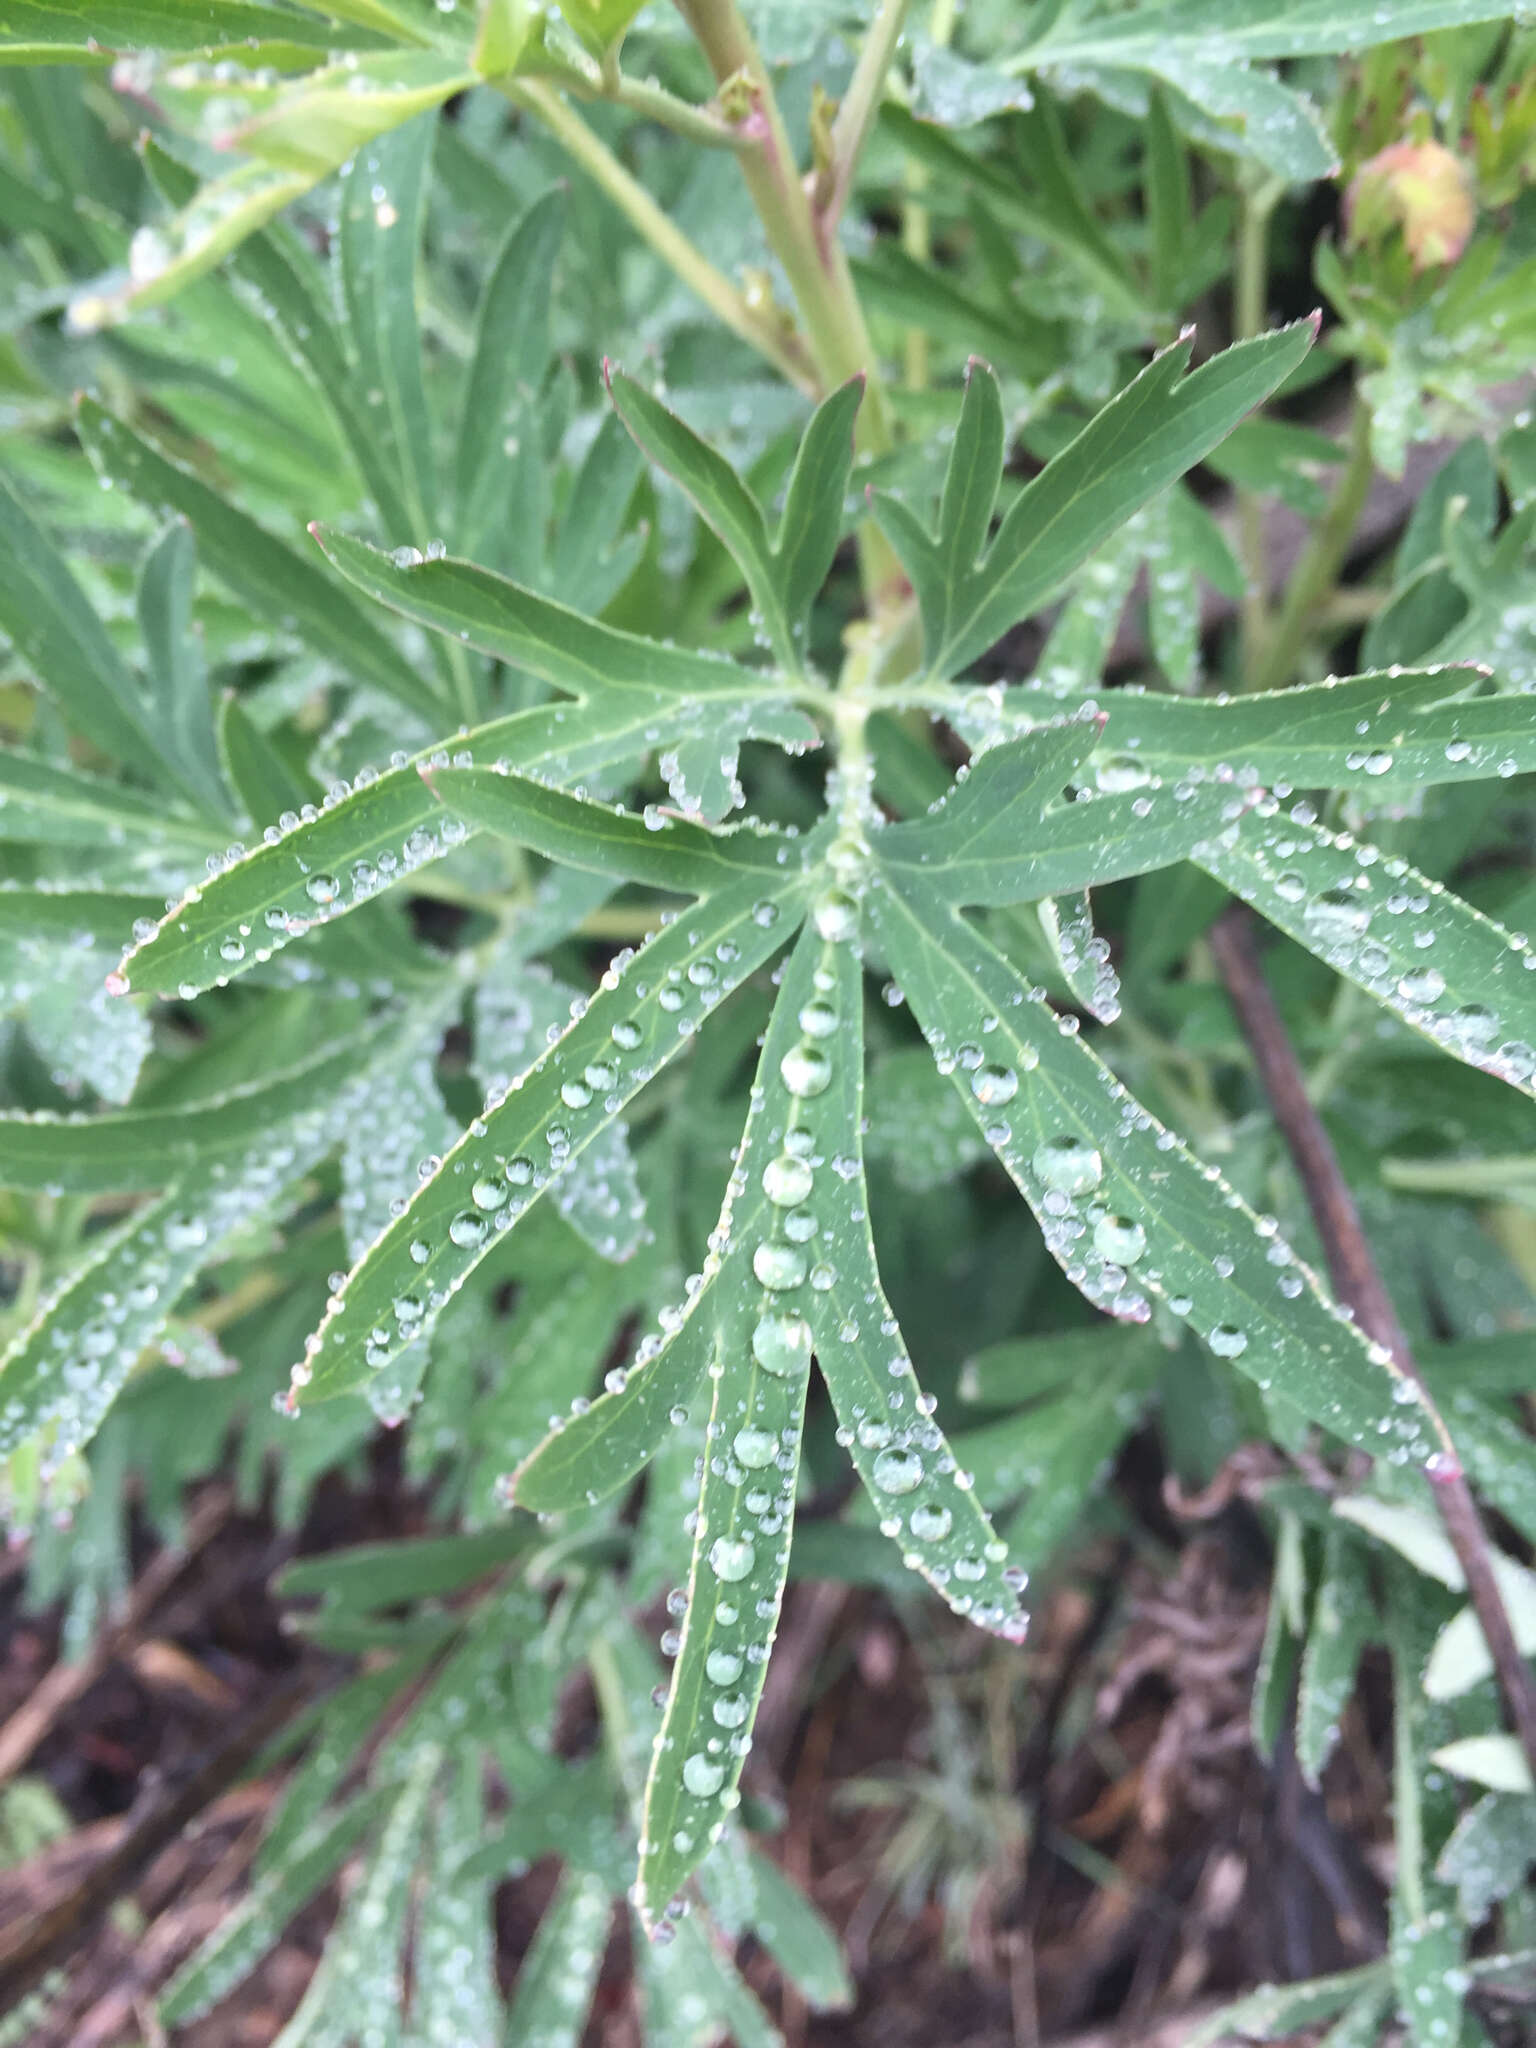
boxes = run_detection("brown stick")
[1208,905,1536,1780]
[0,1484,234,1786]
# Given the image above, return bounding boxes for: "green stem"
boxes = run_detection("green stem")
[567,61,754,151]
[503,78,819,396]
[675,0,892,453]
[823,0,912,237]
[1250,397,1376,694]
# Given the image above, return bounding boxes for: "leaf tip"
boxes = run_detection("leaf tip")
[104,968,130,997]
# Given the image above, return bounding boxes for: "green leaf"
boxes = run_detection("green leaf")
[159,1792,391,2027]
[796,930,1030,1636]
[877,717,1247,905]
[0,0,383,60]
[136,520,230,821]
[339,115,441,547]
[454,185,564,560]
[230,52,469,180]
[0,1068,370,1463]
[424,764,791,893]
[867,873,1440,1464]
[294,869,806,1405]
[0,1009,407,1194]
[502,1868,610,2046]
[875,326,1315,680]
[75,399,447,727]
[0,751,215,853]
[1296,1527,1378,1785]
[1437,1792,1536,1923]
[1430,1735,1535,1795]
[0,470,214,813]
[607,369,863,673]
[1425,1563,1536,1701]
[1194,803,1536,1097]
[68,161,314,331]
[1183,1964,1390,2048]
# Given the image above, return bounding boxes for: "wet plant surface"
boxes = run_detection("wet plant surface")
[4,5,1536,2045]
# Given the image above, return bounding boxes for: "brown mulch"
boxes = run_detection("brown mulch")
[0,1446,1405,2048]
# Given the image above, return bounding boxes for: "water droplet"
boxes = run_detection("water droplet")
[1032,1135,1104,1194]
[812,891,859,942]
[1303,888,1370,940]
[612,1018,643,1051]
[471,1177,503,1210]
[763,1155,814,1206]
[708,1535,755,1582]
[449,1211,488,1249]
[712,1693,749,1728]
[751,1311,812,1376]
[909,1502,952,1540]
[873,1447,924,1495]
[753,1242,808,1290]
[1209,1323,1248,1358]
[305,873,339,905]
[706,1648,744,1684]
[970,1063,1017,1106]
[1093,1214,1145,1263]
[683,1754,725,1797]
[780,1042,832,1098]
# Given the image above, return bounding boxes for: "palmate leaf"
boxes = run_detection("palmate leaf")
[293,856,812,1407]
[866,870,1440,1466]
[109,545,814,999]
[874,328,1315,682]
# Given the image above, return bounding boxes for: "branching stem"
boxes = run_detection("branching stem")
[502,78,819,395]
[1209,905,1536,1781]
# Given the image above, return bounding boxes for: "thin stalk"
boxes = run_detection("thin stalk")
[570,66,755,151]
[900,0,957,390]
[822,0,912,238]
[503,78,819,396]
[1250,398,1376,693]
[1209,905,1536,1782]
[1234,178,1280,668]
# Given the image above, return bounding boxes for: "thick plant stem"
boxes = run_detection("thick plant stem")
[1250,398,1376,693]
[1209,905,1536,1783]
[504,78,818,396]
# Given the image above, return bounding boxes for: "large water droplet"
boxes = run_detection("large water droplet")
[712,1693,749,1728]
[733,1425,778,1467]
[780,1042,831,1098]
[449,1211,488,1249]
[763,1155,814,1206]
[909,1501,952,1541]
[1209,1323,1249,1358]
[873,1447,924,1495]
[706,1648,744,1685]
[1032,1135,1104,1194]
[683,1754,725,1796]
[970,1062,1018,1106]
[753,1243,808,1290]
[1093,1214,1145,1263]
[708,1535,755,1582]
[751,1310,812,1374]
[305,873,339,905]
[1303,888,1370,941]
[813,892,859,942]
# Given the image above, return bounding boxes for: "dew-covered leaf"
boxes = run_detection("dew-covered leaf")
[6,931,151,1105]
[294,870,806,1406]
[1194,803,1536,1097]
[136,519,229,822]
[875,329,1314,681]
[0,1008,407,1194]
[407,1754,501,2048]
[75,398,447,728]
[1436,1792,1536,1923]
[0,1,387,60]
[338,115,441,550]
[502,1867,610,2048]
[863,1046,989,1191]
[1296,1526,1378,1785]
[877,718,1247,905]
[0,1062,379,1463]
[0,469,215,812]
[454,184,564,561]
[797,931,1029,1636]
[160,1791,390,2027]
[867,872,1440,1464]
[0,750,216,854]
[424,763,794,894]
[340,1040,457,1261]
